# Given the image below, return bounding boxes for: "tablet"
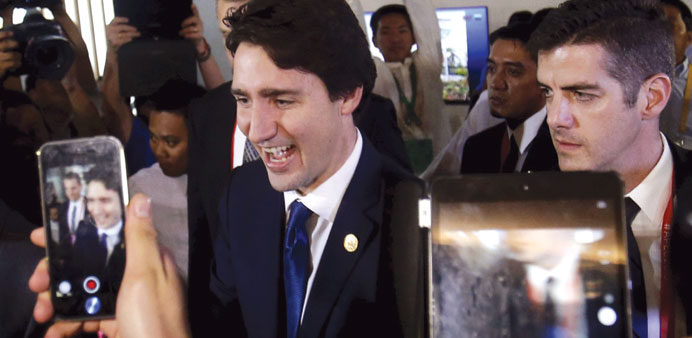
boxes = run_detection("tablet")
[429,172,630,338]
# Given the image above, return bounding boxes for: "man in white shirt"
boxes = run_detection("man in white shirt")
[58,172,88,247]
[370,3,451,172]
[530,0,692,336]
[459,22,557,174]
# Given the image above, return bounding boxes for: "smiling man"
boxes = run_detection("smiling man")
[72,167,126,285]
[460,22,557,174]
[208,0,420,336]
[529,0,692,336]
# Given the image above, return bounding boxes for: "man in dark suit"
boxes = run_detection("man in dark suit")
[186,0,411,334]
[529,0,692,336]
[203,0,421,336]
[71,167,125,298]
[461,22,557,174]
[57,172,88,248]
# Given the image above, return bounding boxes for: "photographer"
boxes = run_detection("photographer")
[101,4,223,175]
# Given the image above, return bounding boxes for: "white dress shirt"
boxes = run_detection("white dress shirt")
[97,220,123,262]
[232,124,247,169]
[67,198,86,233]
[283,130,363,321]
[625,133,685,337]
[507,107,547,172]
[128,163,189,280]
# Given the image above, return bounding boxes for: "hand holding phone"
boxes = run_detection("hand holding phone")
[38,136,128,320]
[30,195,190,337]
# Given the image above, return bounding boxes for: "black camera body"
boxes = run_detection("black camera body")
[4,10,74,80]
[0,0,60,10]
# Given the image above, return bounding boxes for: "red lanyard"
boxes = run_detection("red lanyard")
[660,170,675,338]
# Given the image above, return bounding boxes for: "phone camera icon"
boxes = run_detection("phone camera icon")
[57,280,71,295]
[85,296,101,315]
[83,276,100,294]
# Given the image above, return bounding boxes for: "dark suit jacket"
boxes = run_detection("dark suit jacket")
[71,220,125,283]
[622,140,692,337]
[186,82,412,336]
[57,198,88,249]
[666,142,692,335]
[208,138,422,337]
[460,119,558,174]
[0,199,46,338]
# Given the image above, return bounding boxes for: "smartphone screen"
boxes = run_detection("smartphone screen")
[38,136,128,320]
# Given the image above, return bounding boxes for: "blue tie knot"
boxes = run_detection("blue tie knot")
[284,200,313,338]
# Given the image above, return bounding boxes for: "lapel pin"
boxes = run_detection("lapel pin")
[344,234,358,253]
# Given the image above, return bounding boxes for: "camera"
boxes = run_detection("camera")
[3,9,74,80]
[0,0,61,10]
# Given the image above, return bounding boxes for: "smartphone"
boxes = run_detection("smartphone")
[38,136,128,320]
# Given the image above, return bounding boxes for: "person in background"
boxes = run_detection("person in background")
[101,4,223,175]
[422,10,555,181]
[460,22,556,174]
[129,79,206,281]
[659,0,692,149]
[57,171,88,248]
[370,2,451,173]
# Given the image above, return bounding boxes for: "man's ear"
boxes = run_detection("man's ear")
[340,86,364,117]
[685,30,692,46]
[372,35,379,49]
[640,73,672,120]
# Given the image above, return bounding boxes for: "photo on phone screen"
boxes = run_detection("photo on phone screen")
[38,136,128,320]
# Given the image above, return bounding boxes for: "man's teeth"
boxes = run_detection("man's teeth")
[263,145,293,162]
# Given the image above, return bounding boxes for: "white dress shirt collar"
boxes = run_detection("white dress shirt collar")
[674,57,689,79]
[284,130,363,222]
[507,106,547,154]
[625,133,673,226]
[97,220,123,238]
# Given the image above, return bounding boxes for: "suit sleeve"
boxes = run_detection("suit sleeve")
[186,97,217,337]
[207,181,247,336]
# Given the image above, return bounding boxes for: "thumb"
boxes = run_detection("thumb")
[123,194,160,275]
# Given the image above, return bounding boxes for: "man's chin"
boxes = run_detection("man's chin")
[489,108,505,119]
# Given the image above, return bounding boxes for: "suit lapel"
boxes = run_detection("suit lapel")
[522,119,559,173]
[299,142,384,336]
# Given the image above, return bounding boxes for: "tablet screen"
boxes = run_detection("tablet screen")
[430,172,629,338]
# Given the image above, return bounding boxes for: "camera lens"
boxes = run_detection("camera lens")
[35,45,59,66]
[25,36,74,80]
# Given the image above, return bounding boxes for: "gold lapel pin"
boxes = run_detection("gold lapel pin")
[344,234,358,253]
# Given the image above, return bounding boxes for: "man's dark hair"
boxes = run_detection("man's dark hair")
[489,22,540,61]
[84,166,120,193]
[508,10,533,25]
[146,79,206,119]
[528,0,674,107]
[370,4,413,36]
[661,0,692,31]
[63,172,81,184]
[225,0,376,111]
[529,7,555,30]
[84,165,124,213]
